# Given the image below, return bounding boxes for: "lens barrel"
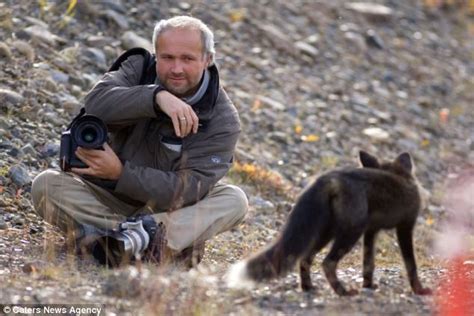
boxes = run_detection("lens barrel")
[71,115,108,148]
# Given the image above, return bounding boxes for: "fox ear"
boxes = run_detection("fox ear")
[395,152,413,172]
[359,151,380,168]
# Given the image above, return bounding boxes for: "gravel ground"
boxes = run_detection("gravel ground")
[1,0,473,315]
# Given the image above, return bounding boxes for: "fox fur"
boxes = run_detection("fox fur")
[227,151,431,296]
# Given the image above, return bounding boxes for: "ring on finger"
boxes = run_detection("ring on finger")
[180,117,186,121]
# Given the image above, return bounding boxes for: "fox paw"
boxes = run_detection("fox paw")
[362,282,378,290]
[301,283,316,292]
[414,287,432,295]
[337,288,359,296]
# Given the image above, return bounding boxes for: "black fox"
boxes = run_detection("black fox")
[227,151,432,296]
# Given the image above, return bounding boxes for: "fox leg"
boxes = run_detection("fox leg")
[299,234,332,292]
[322,231,364,296]
[396,225,432,295]
[362,230,378,289]
[300,253,317,292]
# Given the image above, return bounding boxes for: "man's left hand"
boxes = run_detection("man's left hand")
[71,143,123,180]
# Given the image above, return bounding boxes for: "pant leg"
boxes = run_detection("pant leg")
[31,169,139,232]
[153,183,248,252]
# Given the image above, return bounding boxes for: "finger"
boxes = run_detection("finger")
[75,150,98,169]
[179,114,188,137]
[189,109,199,134]
[182,112,192,136]
[71,167,96,176]
[171,115,181,137]
[77,147,102,159]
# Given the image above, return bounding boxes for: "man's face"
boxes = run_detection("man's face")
[155,28,210,98]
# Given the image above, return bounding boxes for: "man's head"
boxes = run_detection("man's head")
[152,16,215,97]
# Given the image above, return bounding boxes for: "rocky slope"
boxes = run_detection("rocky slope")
[0,0,473,315]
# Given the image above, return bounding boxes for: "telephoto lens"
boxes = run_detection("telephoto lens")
[90,216,158,267]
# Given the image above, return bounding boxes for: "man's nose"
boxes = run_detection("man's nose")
[171,60,184,73]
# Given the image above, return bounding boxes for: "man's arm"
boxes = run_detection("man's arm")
[84,55,158,126]
[84,54,199,137]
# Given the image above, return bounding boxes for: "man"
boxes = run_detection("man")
[31,16,248,266]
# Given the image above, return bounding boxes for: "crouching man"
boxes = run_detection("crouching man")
[31,16,248,267]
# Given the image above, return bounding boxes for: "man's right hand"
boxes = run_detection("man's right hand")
[155,90,199,137]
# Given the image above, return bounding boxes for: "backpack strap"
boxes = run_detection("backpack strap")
[67,107,86,130]
[108,47,156,85]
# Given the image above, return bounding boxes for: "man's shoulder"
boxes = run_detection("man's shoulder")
[213,87,240,126]
[109,48,156,84]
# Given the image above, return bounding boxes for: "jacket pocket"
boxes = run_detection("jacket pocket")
[155,136,183,171]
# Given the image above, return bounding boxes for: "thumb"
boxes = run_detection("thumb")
[103,142,113,152]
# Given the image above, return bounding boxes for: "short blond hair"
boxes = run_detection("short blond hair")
[152,16,215,65]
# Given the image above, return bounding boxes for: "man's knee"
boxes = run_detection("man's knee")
[31,169,64,215]
[224,184,248,221]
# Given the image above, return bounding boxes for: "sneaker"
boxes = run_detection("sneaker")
[142,221,167,264]
[173,242,206,268]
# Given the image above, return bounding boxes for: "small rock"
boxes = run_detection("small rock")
[12,215,25,227]
[294,41,319,57]
[40,143,60,158]
[86,35,112,47]
[12,40,35,62]
[0,219,7,230]
[50,70,69,84]
[257,95,286,111]
[363,127,390,141]
[344,32,367,51]
[0,88,25,106]
[21,143,37,156]
[366,29,384,49]
[83,47,107,67]
[121,31,153,51]
[24,25,64,47]
[8,164,32,187]
[0,42,12,60]
[103,10,129,29]
[345,2,393,22]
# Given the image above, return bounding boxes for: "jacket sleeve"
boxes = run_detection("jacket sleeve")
[113,117,240,211]
[84,55,160,126]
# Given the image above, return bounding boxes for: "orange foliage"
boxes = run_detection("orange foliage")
[230,161,293,198]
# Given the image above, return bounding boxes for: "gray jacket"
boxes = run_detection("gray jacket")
[84,54,241,212]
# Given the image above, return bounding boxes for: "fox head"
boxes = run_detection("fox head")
[359,150,430,210]
[359,151,415,177]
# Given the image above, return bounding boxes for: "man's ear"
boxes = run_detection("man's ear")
[359,151,380,168]
[395,152,413,173]
[205,53,212,67]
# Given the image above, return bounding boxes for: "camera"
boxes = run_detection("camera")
[86,215,159,267]
[59,114,108,171]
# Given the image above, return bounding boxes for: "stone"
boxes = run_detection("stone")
[0,88,24,106]
[365,29,385,49]
[20,143,36,156]
[120,31,153,51]
[257,95,286,111]
[12,40,35,62]
[83,47,107,67]
[40,143,60,158]
[0,42,12,60]
[294,41,319,57]
[24,25,65,47]
[103,10,129,29]
[363,127,390,141]
[8,164,31,187]
[345,2,393,22]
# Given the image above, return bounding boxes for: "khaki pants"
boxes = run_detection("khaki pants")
[31,170,248,252]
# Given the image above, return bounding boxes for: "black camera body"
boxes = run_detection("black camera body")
[60,114,108,171]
